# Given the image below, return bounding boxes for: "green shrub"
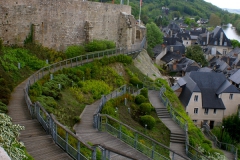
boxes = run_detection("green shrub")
[0,102,7,113]
[85,40,107,52]
[140,88,148,98]
[65,45,85,58]
[73,116,81,123]
[139,103,152,115]
[140,115,156,130]
[29,82,42,97]
[130,76,143,87]
[135,95,147,105]
[103,40,116,49]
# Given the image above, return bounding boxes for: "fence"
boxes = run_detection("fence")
[23,39,147,159]
[158,86,209,160]
[96,114,189,160]
[203,124,238,160]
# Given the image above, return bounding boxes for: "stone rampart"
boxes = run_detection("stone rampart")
[0,0,144,50]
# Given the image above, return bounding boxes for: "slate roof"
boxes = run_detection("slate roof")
[152,44,163,57]
[198,26,231,47]
[229,69,240,84]
[226,47,240,57]
[221,56,236,67]
[203,46,222,56]
[163,37,183,45]
[176,33,191,40]
[178,71,240,109]
[161,51,183,63]
[209,57,229,72]
[198,67,212,72]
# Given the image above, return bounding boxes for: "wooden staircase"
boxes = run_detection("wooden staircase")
[7,80,72,160]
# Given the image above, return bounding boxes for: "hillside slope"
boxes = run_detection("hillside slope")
[133,49,162,80]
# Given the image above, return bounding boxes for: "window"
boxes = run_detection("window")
[186,42,188,44]
[214,41,217,45]
[194,95,198,102]
[204,108,209,114]
[224,42,227,46]
[229,94,233,100]
[193,120,197,123]
[213,109,217,114]
[223,49,227,55]
[194,108,198,114]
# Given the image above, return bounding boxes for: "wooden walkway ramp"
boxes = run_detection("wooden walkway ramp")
[74,98,151,160]
[148,90,188,160]
[7,79,72,160]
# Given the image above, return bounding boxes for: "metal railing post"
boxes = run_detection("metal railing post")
[65,131,69,152]
[77,141,80,160]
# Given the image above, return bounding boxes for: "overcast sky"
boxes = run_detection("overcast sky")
[204,0,239,9]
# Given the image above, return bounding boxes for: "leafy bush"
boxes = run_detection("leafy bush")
[139,103,152,115]
[36,96,58,113]
[65,45,85,58]
[0,102,7,113]
[135,95,147,105]
[0,48,46,71]
[130,76,143,86]
[130,103,140,120]
[85,40,115,52]
[79,80,112,100]
[140,115,156,130]
[140,88,148,99]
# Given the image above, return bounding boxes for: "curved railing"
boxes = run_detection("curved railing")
[203,123,238,160]
[23,38,146,159]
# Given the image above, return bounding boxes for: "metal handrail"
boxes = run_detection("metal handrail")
[99,114,190,160]
[203,124,238,160]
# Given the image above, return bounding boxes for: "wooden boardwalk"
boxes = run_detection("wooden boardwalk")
[148,90,188,160]
[74,98,151,160]
[7,79,72,160]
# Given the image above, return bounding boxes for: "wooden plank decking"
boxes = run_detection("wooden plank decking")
[7,79,72,160]
[74,99,151,160]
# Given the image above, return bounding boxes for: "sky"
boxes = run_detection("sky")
[204,0,239,9]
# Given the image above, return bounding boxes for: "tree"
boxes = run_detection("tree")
[146,22,164,57]
[209,13,221,27]
[146,22,164,49]
[185,45,208,67]
[222,113,240,142]
[231,39,240,48]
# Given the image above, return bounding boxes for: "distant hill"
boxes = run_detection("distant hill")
[223,8,240,14]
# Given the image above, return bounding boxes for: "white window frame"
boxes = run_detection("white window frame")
[223,49,227,55]
[194,95,198,102]
[194,108,198,114]
[204,108,209,115]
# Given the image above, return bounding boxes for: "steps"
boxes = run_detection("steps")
[155,108,170,118]
[7,80,72,160]
[170,133,186,143]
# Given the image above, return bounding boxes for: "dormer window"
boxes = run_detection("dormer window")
[214,41,217,45]
[224,42,227,46]
[203,42,205,45]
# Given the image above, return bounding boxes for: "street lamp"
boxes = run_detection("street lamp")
[220,125,224,142]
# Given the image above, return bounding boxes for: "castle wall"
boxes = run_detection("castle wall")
[0,0,132,50]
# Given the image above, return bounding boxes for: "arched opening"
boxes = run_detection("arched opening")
[136,30,140,39]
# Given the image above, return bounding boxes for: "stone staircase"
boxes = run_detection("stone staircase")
[7,80,72,160]
[155,107,186,144]
[149,90,188,160]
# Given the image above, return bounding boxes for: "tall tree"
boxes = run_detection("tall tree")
[146,22,164,57]
[185,45,208,67]
[209,13,221,26]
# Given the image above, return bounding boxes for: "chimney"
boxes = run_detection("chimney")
[207,32,209,45]
[173,62,177,70]
[227,57,230,64]
[220,32,223,46]
[170,46,173,52]
[238,54,240,60]
[170,30,172,37]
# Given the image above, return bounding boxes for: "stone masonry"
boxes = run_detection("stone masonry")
[0,0,145,51]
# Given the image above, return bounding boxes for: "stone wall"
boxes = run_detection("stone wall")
[0,0,144,51]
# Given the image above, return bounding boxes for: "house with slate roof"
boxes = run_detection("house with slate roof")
[176,33,191,47]
[172,71,240,128]
[208,57,230,73]
[223,47,240,69]
[229,69,240,88]
[167,57,200,76]
[153,37,184,65]
[198,26,232,55]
